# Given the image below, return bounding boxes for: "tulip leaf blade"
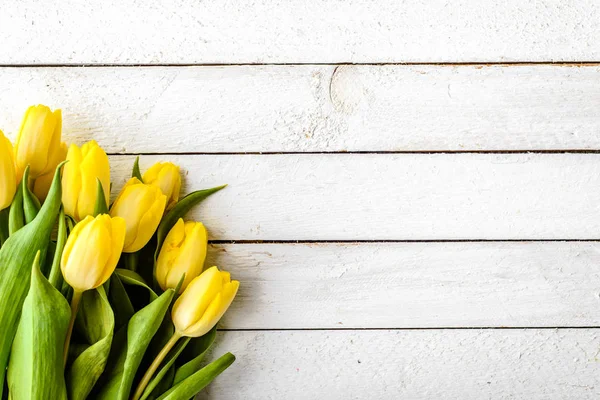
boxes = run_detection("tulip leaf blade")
[48,208,67,289]
[95,289,175,400]
[94,178,109,216]
[156,352,236,400]
[8,182,24,235]
[173,327,217,385]
[21,166,41,224]
[155,185,227,256]
[0,163,64,396]
[140,337,191,400]
[115,268,158,300]
[66,286,114,400]
[132,156,144,182]
[7,252,70,400]
[108,274,135,331]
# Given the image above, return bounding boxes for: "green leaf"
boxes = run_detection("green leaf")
[95,289,175,400]
[147,366,175,400]
[155,185,227,257]
[48,208,67,289]
[108,274,135,331]
[115,268,158,301]
[0,163,65,397]
[66,287,114,400]
[140,337,191,400]
[7,252,70,400]
[8,184,24,235]
[93,178,109,216]
[93,326,128,398]
[173,327,217,385]
[156,353,235,400]
[132,156,143,181]
[21,166,41,224]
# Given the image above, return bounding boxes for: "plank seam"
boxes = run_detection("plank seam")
[109,151,600,156]
[2,62,600,67]
[219,327,600,332]
[209,239,600,244]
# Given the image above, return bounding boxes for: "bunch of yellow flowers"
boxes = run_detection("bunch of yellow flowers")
[0,105,238,400]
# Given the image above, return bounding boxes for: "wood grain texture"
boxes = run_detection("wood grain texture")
[2,65,600,152]
[201,329,600,399]
[1,1,600,64]
[108,154,600,241]
[208,242,600,329]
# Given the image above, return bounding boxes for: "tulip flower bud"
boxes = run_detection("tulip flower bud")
[32,142,67,201]
[61,141,110,220]
[109,177,167,253]
[142,162,181,210]
[156,218,208,292]
[0,131,16,210]
[14,105,64,180]
[172,266,239,338]
[61,214,126,292]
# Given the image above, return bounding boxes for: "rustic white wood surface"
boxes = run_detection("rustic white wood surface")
[203,329,600,399]
[1,1,600,63]
[4,0,600,398]
[207,242,600,329]
[108,154,600,240]
[3,65,600,151]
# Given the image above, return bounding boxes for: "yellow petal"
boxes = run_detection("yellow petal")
[77,141,110,219]
[183,279,239,337]
[143,162,181,209]
[172,267,223,333]
[161,221,208,292]
[156,218,186,290]
[110,178,166,253]
[61,144,83,217]
[14,105,63,179]
[61,214,125,291]
[101,216,126,285]
[0,131,16,210]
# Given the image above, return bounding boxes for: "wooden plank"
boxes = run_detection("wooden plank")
[209,242,600,329]
[202,329,600,399]
[1,1,600,64]
[3,65,600,152]
[109,154,600,241]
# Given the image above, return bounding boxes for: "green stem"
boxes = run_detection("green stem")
[132,331,182,400]
[0,208,8,247]
[63,290,83,366]
[124,252,139,272]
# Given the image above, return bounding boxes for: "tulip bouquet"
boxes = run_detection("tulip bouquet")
[0,105,239,400]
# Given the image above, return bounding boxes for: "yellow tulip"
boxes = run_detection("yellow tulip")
[14,105,63,179]
[60,214,126,292]
[32,142,67,201]
[0,131,16,210]
[156,218,208,292]
[109,177,166,253]
[134,266,239,400]
[61,141,110,220]
[171,266,239,338]
[142,162,181,209]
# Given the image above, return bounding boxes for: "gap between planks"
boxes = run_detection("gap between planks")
[218,327,600,331]
[209,239,600,244]
[3,62,600,68]
[110,150,600,155]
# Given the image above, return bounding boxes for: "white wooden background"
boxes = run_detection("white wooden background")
[3,1,600,398]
